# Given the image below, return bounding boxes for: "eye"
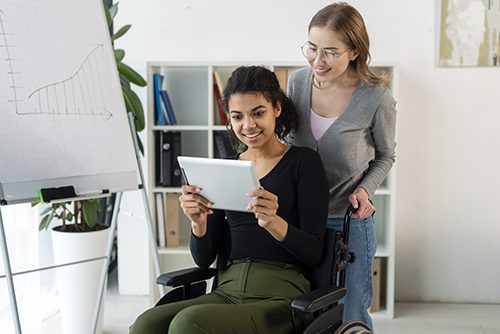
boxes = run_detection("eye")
[324,50,338,58]
[231,114,243,120]
[253,110,265,117]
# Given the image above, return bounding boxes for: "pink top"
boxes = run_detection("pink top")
[310,108,338,141]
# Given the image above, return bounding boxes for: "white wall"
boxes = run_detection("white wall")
[116,0,500,303]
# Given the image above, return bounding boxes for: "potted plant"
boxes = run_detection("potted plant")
[33,3,146,334]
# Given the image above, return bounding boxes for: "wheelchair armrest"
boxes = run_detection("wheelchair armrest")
[156,267,218,287]
[291,286,346,313]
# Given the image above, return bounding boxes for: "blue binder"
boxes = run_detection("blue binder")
[153,73,166,125]
[160,90,177,125]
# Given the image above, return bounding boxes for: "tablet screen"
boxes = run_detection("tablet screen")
[177,156,260,212]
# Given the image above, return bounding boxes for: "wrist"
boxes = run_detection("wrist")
[356,187,369,199]
[191,221,206,237]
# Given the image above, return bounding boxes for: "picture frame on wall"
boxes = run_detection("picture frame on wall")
[438,0,500,67]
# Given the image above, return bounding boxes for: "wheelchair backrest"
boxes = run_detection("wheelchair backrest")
[309,227,343,290]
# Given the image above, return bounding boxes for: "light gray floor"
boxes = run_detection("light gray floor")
[374,303,500,334]
[45,269,500,333]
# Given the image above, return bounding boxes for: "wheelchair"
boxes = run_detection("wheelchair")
[154,206,373,334]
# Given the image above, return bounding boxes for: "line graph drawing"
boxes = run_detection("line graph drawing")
[0,9,112,120]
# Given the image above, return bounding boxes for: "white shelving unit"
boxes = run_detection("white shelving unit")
[145,62,397,318]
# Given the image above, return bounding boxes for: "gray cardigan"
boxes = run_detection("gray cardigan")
[288,67,397,217]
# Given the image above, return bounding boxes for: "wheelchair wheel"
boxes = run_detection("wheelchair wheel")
[333,320,373,334]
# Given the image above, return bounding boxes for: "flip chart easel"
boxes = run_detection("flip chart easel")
[0,0,164,332]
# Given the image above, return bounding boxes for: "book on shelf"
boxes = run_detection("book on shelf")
[274,68,300,93]
[274,68,288,92]
[155,193,166,247]
[213,70,225,94]
[369,257,382,312]
[153,73,167,125]
[155,131,182,187]
[213,83,227,125]
[213,131,236,159]
[165,193,180,247]
[160,89,177,125]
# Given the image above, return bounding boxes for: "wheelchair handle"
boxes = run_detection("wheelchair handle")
[342,205,355,247]
[339,205,355,289]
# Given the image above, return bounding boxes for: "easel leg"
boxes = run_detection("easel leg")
[127,112,165,297]
[0,208,22,334]
[92,192,122,334]
[139,185,165,297]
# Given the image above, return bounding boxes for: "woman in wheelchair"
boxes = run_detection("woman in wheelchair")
[129,66,330,334]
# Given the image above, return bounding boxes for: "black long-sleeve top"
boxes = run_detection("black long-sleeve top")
[190,146,329,272]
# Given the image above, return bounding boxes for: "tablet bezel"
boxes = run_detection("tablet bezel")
[177,156,260,212]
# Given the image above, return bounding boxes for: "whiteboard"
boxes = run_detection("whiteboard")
[0,0,140,204]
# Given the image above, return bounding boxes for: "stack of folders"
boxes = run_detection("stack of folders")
[155,131,182,187]
[213,131,237,159]
[154,193,180,248]
[153,73,177,125]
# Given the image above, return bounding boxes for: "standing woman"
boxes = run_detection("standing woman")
[288,2,397,329]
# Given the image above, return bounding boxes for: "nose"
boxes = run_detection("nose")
[313,51,326,65]
[243,116,256,129]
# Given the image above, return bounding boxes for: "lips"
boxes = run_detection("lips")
[243,132,261,139]
[314,67,331,75]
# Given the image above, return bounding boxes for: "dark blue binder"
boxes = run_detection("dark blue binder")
[160,90,177,125]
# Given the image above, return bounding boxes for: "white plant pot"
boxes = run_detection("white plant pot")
[52,226,110,334]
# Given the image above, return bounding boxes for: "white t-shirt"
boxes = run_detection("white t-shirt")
[310,108,338,141]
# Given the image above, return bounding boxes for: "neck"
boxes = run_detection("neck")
[313,68,359,90]
[243,137,288,161]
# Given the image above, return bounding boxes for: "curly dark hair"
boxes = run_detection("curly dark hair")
[222,66,298,145]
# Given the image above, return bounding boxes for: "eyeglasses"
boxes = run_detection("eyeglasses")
[301,42,350,65]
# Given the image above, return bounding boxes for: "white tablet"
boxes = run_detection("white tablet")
[177,156,260,212]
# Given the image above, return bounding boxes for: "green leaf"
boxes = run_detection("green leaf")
[137,135,144,155]
[236,142,247,154]
[122,87,145,131]
[111,25,131,41]
[39,212,54,231]
[117,62,147,87]
[119,73,131,89]
[109,3,118,20]
[104,4,112,28]
[115,49,125,62]
[82,201,99,228]
[40,206,52,215]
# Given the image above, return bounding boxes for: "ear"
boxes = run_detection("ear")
[350,50,359,61]
[274,104,282,118]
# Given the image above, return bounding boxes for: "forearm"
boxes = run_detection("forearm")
[281,224,324,266]
[357,157,394,196]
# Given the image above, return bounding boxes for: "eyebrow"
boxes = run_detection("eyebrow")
[307,41,339,51]
[229,105,267,114]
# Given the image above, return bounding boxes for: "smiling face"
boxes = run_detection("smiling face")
[307,26,357,85]
[227,92,281,150]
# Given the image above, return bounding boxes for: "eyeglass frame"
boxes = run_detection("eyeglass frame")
[301,42,351,64]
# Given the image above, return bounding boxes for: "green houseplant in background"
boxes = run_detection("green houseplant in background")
[34,2,146,232]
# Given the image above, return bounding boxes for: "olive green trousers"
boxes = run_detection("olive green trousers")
[129,259,313,334]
